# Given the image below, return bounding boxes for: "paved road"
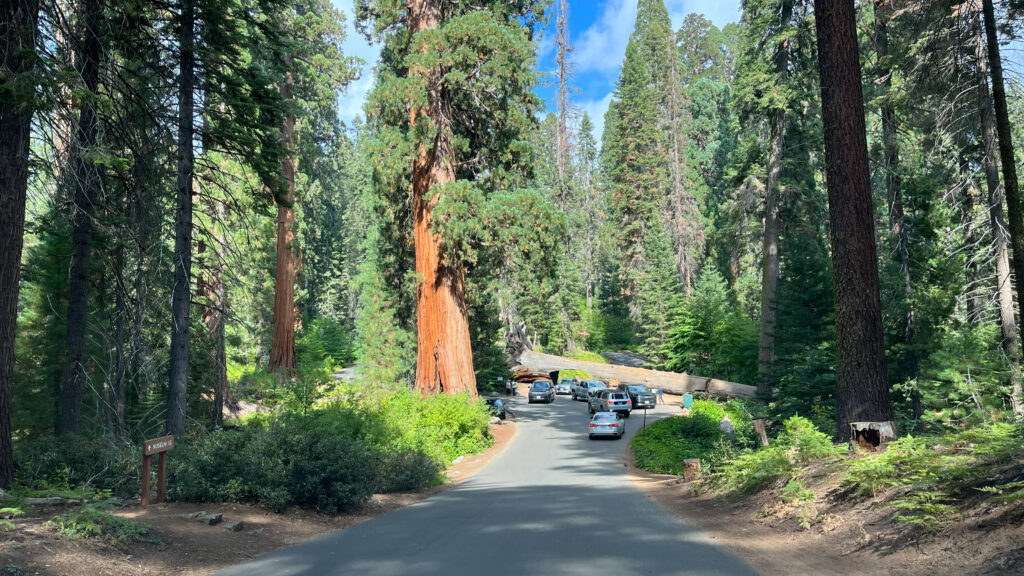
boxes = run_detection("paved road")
[600,351,648,367]
[216,394,757,576]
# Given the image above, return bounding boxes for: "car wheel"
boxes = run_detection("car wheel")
[589,434,594,439]
[623,411,630,418]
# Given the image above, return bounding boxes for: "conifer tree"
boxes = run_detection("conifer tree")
[358,0,549,396]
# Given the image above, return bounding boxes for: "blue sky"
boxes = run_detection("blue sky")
[333,1,742,140]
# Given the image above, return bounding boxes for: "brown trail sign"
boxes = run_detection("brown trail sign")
[142,435,174,505]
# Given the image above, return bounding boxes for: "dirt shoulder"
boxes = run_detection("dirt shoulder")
[627,447,1024,576]
[0,421,516,576]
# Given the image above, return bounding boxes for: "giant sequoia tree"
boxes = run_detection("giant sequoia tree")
[357,0,548,396]
[814,0,893,439]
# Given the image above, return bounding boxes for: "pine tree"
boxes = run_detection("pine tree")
[814,0,894,439]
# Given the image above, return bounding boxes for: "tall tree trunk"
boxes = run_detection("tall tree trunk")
[167,0,195,438]
[814,0,894,441]
[408,0,476,397]
[875,1,922,424]
[0,0,39,490]
[201,201,228,427]
[756,0,793,398]
[982,0,1024,419]
[269,54,297,372]
[666,28,696,294]
[554,0,570,198]
[59,0,103,435]
[108,263,127,436]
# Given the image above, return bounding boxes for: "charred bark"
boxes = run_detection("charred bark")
[408,0,476,397]
[814,0,894,441]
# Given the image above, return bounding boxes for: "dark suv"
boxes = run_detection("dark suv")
[617,384,656,410]
[528,380,555,404]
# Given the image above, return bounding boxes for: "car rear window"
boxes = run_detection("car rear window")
[593,414,616,422]
[531,381,550,389]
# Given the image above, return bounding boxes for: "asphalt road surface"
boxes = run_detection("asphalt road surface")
[216,393,757,576]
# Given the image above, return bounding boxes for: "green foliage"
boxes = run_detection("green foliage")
[46,502,158,544]
[631,399,754,474]
[890,491,956,530]
[713,416,841,494]
[0,507,23,531]
[13,436,139,498]
[169,387,490,512]
[566,350,607,364]
[781,478,815,504]
[169,412,379,512]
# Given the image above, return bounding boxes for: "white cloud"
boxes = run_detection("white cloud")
[575,0,638,75]
[575,0,740,76]
[579,91,614,143]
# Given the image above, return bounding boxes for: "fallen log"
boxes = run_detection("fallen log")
[519,351,756,398]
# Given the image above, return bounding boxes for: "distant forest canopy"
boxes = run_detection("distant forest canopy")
[3,0,1024,487]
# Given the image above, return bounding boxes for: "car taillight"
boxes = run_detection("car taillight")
[589,423,596,427]
[609,423,617,427]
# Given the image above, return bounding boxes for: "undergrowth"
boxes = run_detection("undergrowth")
[46,501,159,545]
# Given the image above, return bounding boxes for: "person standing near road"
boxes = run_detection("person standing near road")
[505,379,513,396]
[656,387,664,404]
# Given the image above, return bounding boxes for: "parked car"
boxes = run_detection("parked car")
[555,378,574,395]
[617,384,656,410]
[588,411,624,439]
[572,379,607,401]
[589,389,632,416]
[528,379,555,404]
[485,397,506,420]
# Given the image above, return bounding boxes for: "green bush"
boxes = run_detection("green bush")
[631,400,735,474]
[713,416,842,494]
[46,502,157,544]
[169,412,378,513]
[13,436,139,498]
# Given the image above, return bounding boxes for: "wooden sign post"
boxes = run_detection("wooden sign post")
[142,435,174,505]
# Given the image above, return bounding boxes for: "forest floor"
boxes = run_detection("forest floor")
[629,448,1024,575]
[0,421,516,576]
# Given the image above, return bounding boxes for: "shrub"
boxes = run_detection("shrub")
[46,502,157,544]
[712,416,842,494]
[13,436,139,498]
[169,412,378,513]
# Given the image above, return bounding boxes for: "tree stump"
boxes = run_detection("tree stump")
[683,458,701,482]
[753,419,769,447]
[849,421,897,451]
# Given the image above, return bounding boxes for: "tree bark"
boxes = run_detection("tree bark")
[201,200,228,427]
[755,0,793,398]
[408,0,476,397]
[981,0,1024,419]
[167,0,195,438]
[269,54,297,372]
[815,0,894,441]
[875,1,922,424]
[59,0,103,435]
[0,0,39,489]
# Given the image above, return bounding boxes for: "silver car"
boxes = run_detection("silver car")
[588,412,625,439]
[555,378,573,395]
[589,389,632,416]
